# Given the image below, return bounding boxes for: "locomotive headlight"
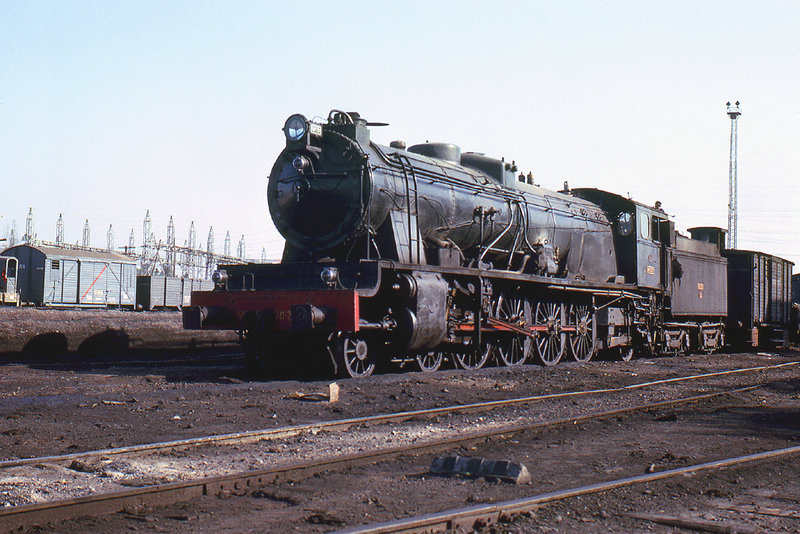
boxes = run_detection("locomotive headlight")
[292,155,310,172]
[211,270,229,286]
[283,114,308,142]
[321,267,339,287]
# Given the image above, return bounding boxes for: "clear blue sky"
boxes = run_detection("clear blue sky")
[1,1,798,263]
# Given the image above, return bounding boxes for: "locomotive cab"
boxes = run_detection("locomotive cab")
[571,189,672,288]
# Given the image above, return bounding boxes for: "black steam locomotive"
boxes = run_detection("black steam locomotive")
[184,110,792,377]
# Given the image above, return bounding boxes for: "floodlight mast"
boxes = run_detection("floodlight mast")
[726,101,741,249]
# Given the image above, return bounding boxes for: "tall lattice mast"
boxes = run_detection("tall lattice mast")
[143,210,152,263]
[82,219,91,247]
[128,229,135,255]
[166,216,176,276]
[224,231,231,257]
[187,221,197,278]
[106,224,114,252]
[206,227,215,278]
[726,101,741,249]
[237,235,246,260]
[55,214,64,245]
[23,208,34,243]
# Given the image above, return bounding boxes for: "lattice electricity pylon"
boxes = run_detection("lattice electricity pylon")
[23,208,34,243]
[166,216,176,276]
[186,221,197,278]
[106,224,114,252]
[726,101,741,249]
[237,235,246,260]
[55,214,64,245]
[205,226,215,278]
[142,210,152,266]
[82,219,91,247]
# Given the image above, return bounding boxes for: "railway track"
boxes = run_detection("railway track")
[1,360,797,531]
[1,360,796,470]
[338,444,800,533]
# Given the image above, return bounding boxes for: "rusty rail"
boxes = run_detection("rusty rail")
[0,379,782,532]
[338,444,800,533]
[1,360,797,472]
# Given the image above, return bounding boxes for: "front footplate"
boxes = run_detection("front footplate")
[183,289,359,332]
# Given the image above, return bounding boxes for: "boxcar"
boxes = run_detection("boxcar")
[182,278,213,308]
[137,275,214,310]
[136,275,168,310]
[1,244,137,307]
[725,249,794,347]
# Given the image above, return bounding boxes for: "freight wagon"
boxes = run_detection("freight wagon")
[689,228,794,347]
[2,244,137,307]
[136,275,214,310]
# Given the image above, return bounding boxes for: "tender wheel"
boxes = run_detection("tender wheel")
[416,350,443,373]
[679,334,690,356]
[336,333,375,378]
[493,291,532,367]
[568,304,595,363]
[534,301,565,366]
[454,341,492,370]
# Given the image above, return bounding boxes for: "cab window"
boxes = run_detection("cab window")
[651,217,661,242]
[639,213,651,240]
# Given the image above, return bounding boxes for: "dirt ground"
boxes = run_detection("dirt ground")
[0,307,238,357]
[0,308,799,532]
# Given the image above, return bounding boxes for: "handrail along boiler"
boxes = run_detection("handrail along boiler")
[184,110,732,377]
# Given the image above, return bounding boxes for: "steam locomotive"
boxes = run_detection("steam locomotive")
[184,110,792,377]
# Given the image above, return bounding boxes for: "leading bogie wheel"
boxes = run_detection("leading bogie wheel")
[336,333,375,378]
[416,350,444,373]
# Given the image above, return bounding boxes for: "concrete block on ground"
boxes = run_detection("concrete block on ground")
[429,455,531,484]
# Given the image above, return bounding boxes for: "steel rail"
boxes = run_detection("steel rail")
[0,381,779,532]
[337,444,800,533]
[1,360,796,470]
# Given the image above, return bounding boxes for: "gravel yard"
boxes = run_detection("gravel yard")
[1,308,799,532]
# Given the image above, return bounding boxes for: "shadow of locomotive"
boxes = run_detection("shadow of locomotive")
[76,329,131,358]
[14,329,130,362]
[21,332,70,359]
[0,328,246,384]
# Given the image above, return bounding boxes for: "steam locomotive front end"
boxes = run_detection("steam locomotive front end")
[268,112,373,260]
